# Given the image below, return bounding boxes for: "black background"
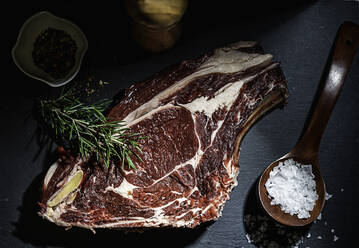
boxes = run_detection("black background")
[2,0,359,247]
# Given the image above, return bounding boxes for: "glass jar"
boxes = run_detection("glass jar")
[125,0,188,52]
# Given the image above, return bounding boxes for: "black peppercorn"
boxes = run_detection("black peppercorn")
[32,27,77,80]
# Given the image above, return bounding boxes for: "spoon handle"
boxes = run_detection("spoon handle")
[293,21,359,160]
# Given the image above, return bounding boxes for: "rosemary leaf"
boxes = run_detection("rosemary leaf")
[39,84,143,169]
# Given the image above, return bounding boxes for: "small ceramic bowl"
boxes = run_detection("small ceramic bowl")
[12,11,88,87]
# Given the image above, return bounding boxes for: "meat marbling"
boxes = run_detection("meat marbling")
[39,41,288,231]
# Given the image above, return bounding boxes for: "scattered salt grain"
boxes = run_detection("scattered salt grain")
[340,188,344,192]
[265,159,318,219]
[317,236,322,240]
[317,213,322,220]
[245,234,252,243]
[325,192,333,200]
[333,235,339,241]
[331,229,335,233]
[306,233,311,238]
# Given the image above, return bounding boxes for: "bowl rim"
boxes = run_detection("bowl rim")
[11,11,88,87]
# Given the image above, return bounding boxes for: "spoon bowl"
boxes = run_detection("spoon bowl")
[258,155,326,226]
[258,21,359,226]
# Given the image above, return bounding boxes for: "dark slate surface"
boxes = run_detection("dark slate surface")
[2,0,358,247]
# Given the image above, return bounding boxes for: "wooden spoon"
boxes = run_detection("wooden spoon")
[258,21,359,226]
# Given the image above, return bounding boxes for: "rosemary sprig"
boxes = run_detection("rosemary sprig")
[39,85,143,169]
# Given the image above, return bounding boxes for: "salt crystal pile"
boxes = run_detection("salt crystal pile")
[265,159,319,219]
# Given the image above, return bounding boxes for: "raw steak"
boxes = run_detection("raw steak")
[39,41,288,231]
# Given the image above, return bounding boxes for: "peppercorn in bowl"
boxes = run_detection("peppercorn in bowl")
[12,11,88,87]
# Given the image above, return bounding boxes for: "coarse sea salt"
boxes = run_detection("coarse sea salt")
[265,159,319,219]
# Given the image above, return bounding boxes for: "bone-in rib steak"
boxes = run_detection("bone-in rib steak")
[39,41,288,230]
